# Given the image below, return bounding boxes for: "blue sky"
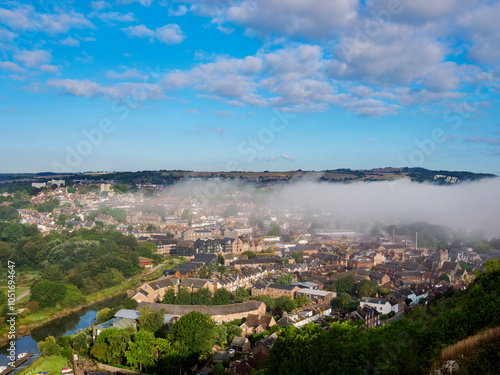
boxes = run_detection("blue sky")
[0,0,499,174]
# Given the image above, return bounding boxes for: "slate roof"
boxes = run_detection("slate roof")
[136,300,265,316]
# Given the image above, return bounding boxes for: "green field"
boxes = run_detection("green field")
[18,355,70,375]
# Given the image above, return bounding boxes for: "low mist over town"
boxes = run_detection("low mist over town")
[1,169,499,374]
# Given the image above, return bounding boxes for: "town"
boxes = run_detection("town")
[0,174,496,375]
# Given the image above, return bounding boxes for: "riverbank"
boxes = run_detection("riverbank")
[0,259,176,348]
[0,278,137,348]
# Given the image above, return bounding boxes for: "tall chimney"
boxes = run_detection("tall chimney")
[415,232,418,250]
[393,229,395,244]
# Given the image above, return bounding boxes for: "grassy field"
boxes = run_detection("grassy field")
[18,355,70,375]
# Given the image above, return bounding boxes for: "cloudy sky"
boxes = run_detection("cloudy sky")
[1,0,499,173]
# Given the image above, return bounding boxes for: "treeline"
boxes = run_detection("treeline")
[162,287,233,306]
[0,224,158,312]
[405,167,496,183]
[261,259,500,374]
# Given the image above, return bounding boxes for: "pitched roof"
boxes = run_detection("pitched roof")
[136,300,265,316]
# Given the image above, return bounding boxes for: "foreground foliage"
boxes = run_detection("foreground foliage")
[263,259,500,375]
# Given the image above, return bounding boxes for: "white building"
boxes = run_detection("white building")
[359,297,392,315]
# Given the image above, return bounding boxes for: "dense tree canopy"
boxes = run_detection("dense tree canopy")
[169,311,216,357]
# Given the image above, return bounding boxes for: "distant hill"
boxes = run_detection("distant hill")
[0,168,496,186]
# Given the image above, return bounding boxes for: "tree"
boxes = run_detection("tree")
[233,287,250,302]
[192,288,213,305]
[96,308,112,324]
[474,241,491,254]
[73,331,91,356]
[212,363,226,375]
[458,260,471,271]
[126,330,155,371]
[330,293,351,314]
[30,280,67,308]
[439,273,451,283]
[213,288,231,305]
[55,214,66,226]
[43,264,63,281]
[170,311,216,356]
[175,287,192,305]
[226,325,242,343]
[38,336,61,356]
[0,206,20,221]
[162,288,176,304]
[267,224,281,236]
[276,273,293,285]
[138,306,165,333]
[200,264,209,279]
[242,250,256,259]
[294,294,310,309]
[356,280,376,297]
[90,342,108,362]
[291,251,304,263]
[106,328,134,364]
[214,324,228,346]
[274,296,295,313]
[328,275,356,295]
[113,183,129,194]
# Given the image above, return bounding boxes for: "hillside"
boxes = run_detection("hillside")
[261,259,500,375]
[0,167,495,188]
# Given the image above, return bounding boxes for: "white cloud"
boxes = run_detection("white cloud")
[155,24,186,45]
[60,36,80,47]
[0,61,25,73]
[183,0,237,17]
[0,3,93,35]
[122,23,186,45]
[13,49,51,68]
[92,11,136,23]
[40,64,60,74]
[117,0,154,7]
[106,67,147,80]
[458,1,500,64]
[196,125,227,134]
[280,154,294,161]
[329,23,448,86]
[464,137,500,145]
[89,1,111,11]
[0,26,16,41]
[226,0,358,38]
[169,5,188,17]
[75,52,93,64]
[46,78,164,102]
[365,0,475,24]
[184,109,200,115]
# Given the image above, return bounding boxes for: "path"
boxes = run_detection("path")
[15,289,30,302]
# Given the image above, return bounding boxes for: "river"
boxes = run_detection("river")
[0,294,124,371]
